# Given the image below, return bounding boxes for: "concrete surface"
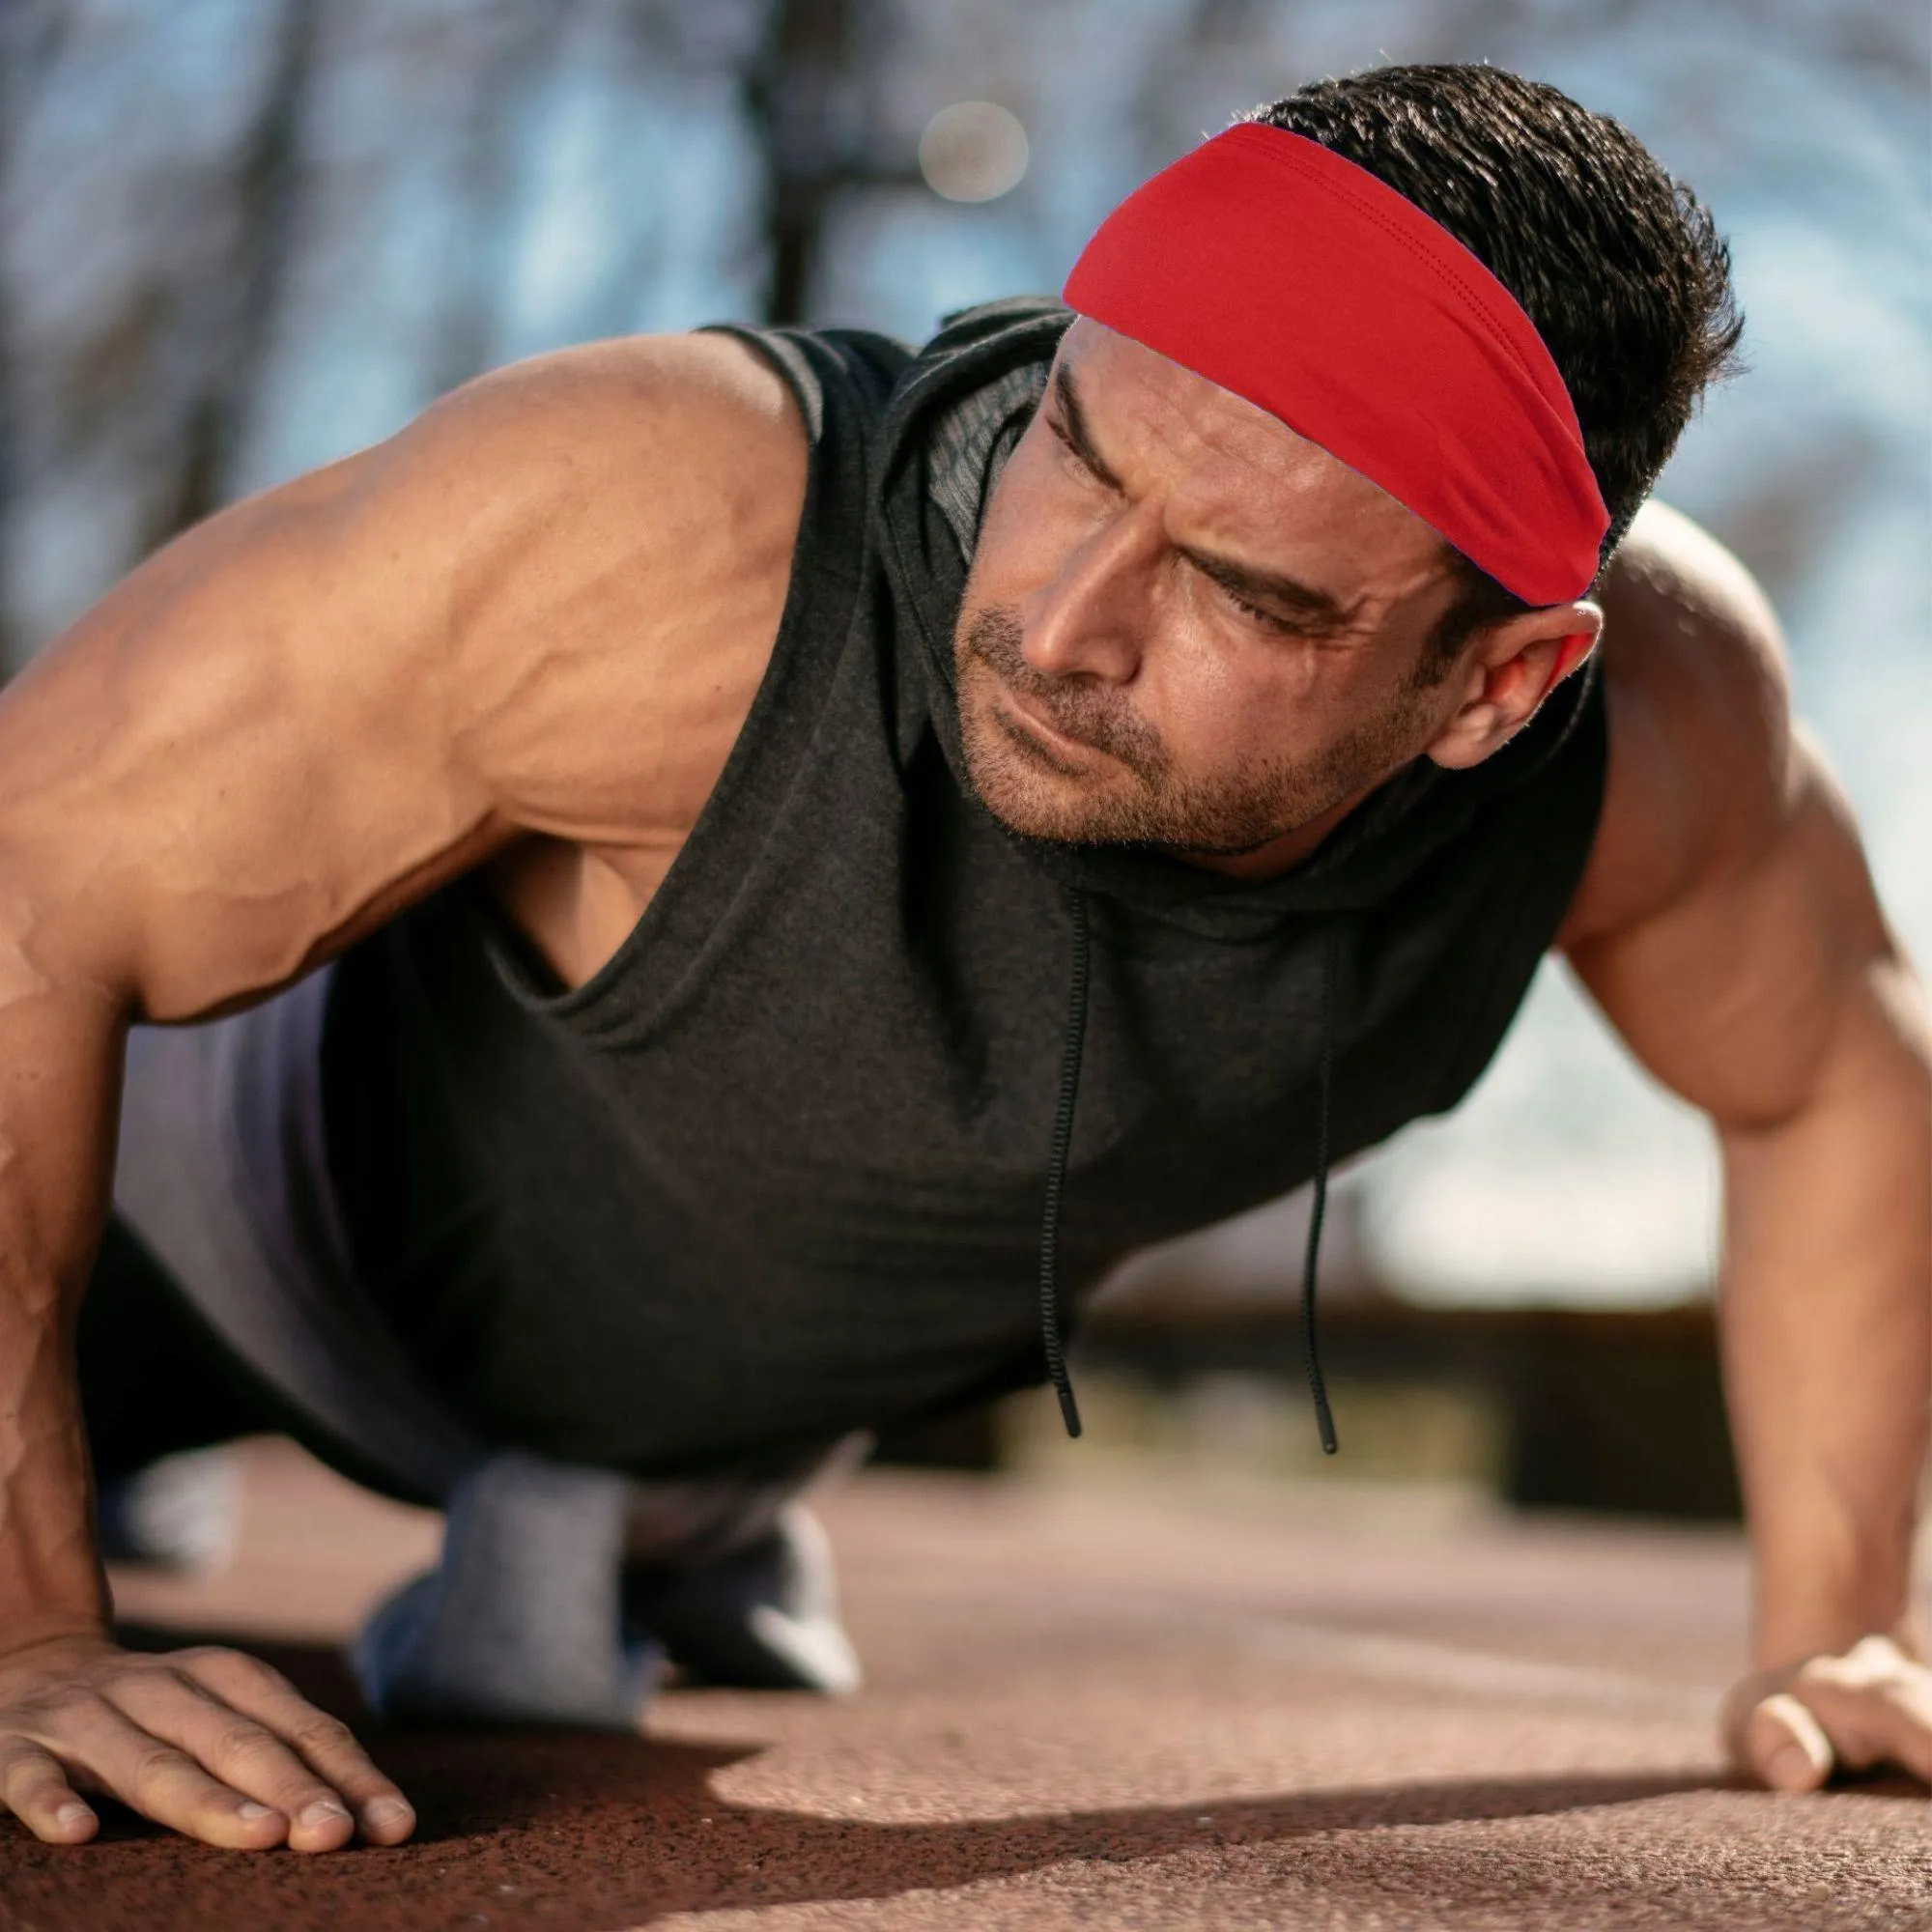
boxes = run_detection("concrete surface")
[1,1439,1924,1930]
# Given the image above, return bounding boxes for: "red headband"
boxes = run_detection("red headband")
[1062,124,1608,606]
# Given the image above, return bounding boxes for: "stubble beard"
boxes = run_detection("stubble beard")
[953,603,1429,859]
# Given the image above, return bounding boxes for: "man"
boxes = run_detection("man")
[0,63,1926,1855]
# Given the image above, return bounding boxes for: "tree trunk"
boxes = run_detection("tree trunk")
[746,0,854,327]
[0,2,71,675]
[149,0,320,545]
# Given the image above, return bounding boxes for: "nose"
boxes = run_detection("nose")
[1018,498,1161,686]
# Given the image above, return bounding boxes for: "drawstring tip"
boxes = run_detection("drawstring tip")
[1038,889,1091,1449]
[1299,923,1344,1463]
[1054,1380,1083,1438]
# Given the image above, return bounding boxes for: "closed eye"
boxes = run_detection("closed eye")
[1217,582,1300,633]
[1186,552,1351,641]
[1198,565,1324,639]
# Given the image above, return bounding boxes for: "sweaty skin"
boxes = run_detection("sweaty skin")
[0,320,1921,1852]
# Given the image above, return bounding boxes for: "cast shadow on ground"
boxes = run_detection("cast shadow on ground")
[3,1631,1906,1932]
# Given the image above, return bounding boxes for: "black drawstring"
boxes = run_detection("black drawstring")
[1037,888,1090,1437]
[1300,926,1340,1455]
[1037,895,1337,1454]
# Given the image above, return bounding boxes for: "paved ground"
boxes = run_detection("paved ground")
[2,1439,1925,1930]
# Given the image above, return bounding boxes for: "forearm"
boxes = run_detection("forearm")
[0,967,128,1644]
[1718,955,1932,1669]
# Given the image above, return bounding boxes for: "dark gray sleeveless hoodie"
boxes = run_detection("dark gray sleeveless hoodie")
[321,298,1606,1479]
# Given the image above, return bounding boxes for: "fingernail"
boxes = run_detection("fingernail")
[363,1797,413,1830]
[297,1800,352,1831]
[54,1801,94,1831]
[1765,1743,1815,1788]
[237,1801,278,1821]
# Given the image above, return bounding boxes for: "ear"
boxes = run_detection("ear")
[1424,602,1603,771]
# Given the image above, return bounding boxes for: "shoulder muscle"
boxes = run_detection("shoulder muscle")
[410,331,806,838]
[1560,497,1796,948]
[0,330,804,1019]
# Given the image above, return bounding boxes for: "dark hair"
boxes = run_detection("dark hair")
[1246,65,1745,673]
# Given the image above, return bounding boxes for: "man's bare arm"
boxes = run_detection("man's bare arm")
[1562,500,1932,1787]
[0,330,804,1850]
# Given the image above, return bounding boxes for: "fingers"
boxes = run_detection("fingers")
[173,1649,414,1845]
[104,1666,359,1853]
[0,1639,412,1854]
[1789,1646,1932,1786]
[1743,1690,1835,1792]
[15,1690,291,1850]
[1730,1637,1932,1793]
[0,1739,99,1845]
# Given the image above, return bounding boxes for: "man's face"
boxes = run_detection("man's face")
[954,321,1475,871]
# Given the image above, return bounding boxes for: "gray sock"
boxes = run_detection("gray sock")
[351,1451,862,1727]
[353,1453,661,1728]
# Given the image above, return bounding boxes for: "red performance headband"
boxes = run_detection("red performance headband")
[1062,124,1608,607]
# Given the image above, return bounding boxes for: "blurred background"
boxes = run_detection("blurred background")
[4,0,1926,1521]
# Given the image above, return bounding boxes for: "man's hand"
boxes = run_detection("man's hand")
[0,1633,415,1851]
[1725,1634,1932,1792]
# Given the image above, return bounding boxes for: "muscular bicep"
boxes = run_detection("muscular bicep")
[0,332,801,1024]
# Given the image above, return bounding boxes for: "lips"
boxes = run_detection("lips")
[996,686,1103,763]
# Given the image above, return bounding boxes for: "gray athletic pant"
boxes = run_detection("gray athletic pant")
[102,968,860,1725]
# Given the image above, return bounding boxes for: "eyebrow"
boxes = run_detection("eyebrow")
[1048,364,1126,493]
[1046,364,1358,637]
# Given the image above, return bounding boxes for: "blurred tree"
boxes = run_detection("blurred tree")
[423,2,577,399]
[748,0,855,326]
[155,0,319,544]
[0,1,66,674]
[746,0,920,325]
[0,0,317,669]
